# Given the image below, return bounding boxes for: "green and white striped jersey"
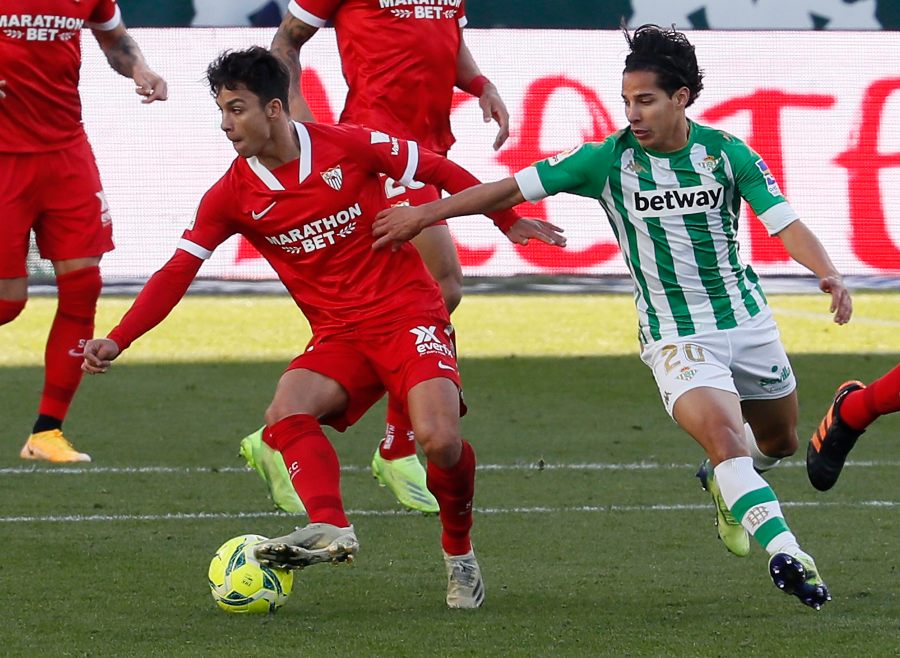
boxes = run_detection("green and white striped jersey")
[514,120,799,344]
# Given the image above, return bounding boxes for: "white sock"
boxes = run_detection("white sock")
[744,423,782,472]
[714,456,798,555]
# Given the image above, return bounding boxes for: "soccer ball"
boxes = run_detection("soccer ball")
[208,534,294,613]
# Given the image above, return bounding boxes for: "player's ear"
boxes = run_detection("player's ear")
[265,98,282,119]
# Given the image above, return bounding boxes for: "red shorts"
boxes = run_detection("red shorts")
[0,138,114,278]
[378,173,447,227]
[286,313,465,431]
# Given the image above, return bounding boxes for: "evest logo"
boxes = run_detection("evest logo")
[632,183,724,218]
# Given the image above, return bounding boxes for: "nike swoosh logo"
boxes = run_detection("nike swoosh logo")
[251,201,276,220]
[437,361,456,372]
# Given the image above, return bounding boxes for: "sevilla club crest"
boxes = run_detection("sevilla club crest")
[321,166,343,191]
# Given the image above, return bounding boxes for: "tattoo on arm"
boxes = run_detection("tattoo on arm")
[102,33,142,77]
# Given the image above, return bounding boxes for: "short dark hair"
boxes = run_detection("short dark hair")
[206,46,290,109]
[623,25,704,107]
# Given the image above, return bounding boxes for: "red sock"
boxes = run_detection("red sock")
[841,364,900,430]
[427,440,476,555]
[264,414,349,527]
[39,267,101,420]
[0,298,26,325]
[379,396,417,459]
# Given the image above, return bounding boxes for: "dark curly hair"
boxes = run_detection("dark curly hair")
[206,46,290,109]
[623,25,704,107]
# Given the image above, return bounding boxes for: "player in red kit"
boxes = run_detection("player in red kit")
[79,48,562,608]
[807,362,900,490]
[238,0,511,515]
[0,0,167,462]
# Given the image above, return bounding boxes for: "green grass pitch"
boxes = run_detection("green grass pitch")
[2,293,898,656]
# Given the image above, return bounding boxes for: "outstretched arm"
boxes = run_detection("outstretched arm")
[373,176,562,250]
[270,12,319,122]
[80,250,203,373]
[91,23,167,103]
[456,35,509,151]
[776,220,852,324]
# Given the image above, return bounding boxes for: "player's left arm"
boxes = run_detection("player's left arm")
[91,22,168,103]
[456,33,509,151]
[774,221,851,325]
[732,140,851,325]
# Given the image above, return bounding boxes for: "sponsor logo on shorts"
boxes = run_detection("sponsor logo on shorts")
[410,325,454,357]
[758,364,793,392]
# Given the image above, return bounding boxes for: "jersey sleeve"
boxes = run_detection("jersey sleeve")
[87,0,122,30]
[289,0,341,27]
[458,0,467,27]
[726,137,799,235]
[515,140,615,202]
[178,183,238,261]
[338,124,520,231]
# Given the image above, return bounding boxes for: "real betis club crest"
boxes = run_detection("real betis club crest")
[321,166,343,190]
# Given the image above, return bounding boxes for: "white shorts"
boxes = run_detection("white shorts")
[639,309,797,417]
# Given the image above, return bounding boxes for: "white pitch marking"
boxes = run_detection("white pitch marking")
[0,460,896,476]
[0,500,895,524]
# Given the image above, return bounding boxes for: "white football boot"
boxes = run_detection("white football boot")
[255,522,358,570]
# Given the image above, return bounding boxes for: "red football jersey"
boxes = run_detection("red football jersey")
[181,123,454,336]
[289,0,465,154]
[0,0,121,153]
[106,123,519,351]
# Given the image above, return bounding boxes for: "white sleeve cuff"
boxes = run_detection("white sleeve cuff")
[459,16,468,28]
[288,1,328,27]
[86,5,122,31]
[759,202,800,236]
[177,239,213,260]
[515,167,548,203]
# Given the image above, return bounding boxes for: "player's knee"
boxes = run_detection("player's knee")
[703,425,750,464]
[757,428,798,458]
[415,421,461,468]
[0,298,27,325]
[56,266,102,317]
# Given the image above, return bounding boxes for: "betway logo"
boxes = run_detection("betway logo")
[632,183,724,218]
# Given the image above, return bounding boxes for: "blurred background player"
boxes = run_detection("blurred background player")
[79,47,560,608]
[0,0,167,462]
[239,0,511,516]
[807,362,900,490]
[370,25,853,611]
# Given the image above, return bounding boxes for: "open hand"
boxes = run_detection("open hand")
[505,218,566,247]
[819,274,852,325]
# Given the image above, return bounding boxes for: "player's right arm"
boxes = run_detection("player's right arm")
[373,140,610,248]
[81,185,236,373]
[271,3,325,122]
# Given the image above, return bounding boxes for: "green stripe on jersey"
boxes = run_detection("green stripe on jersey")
[632,147,695,336]
[671,148,737,330]
[608,155,662,341]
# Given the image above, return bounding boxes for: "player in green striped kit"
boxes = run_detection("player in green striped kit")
[371,25,853,610]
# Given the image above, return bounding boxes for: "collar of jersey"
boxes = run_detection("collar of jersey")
[632,119,696,159]
[245,121,312,191]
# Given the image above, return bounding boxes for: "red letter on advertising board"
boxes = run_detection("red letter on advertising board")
[702,91,834,264]
[495,76,620,269]
[835,78,900,271]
